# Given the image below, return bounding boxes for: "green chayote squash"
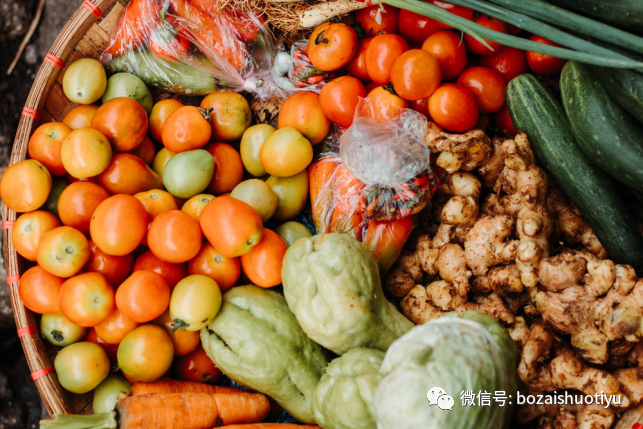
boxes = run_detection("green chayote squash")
[281,233,414,355]
[200,285,329,423]
[312,348,385,429]
[374,311,518,429]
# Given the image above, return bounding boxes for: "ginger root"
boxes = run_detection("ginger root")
[464,215,519,276]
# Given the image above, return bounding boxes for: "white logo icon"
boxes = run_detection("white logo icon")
[427,387,454,411]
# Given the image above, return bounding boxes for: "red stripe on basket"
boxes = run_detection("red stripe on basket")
[31,368,54,381]
[22,106,41,120]
[6,274,20,284]
[82,0,102,18]
[17,326,39,337]
[2,220,15,229]
[44,53,64,69]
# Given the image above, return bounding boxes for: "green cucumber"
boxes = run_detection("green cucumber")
[560,62,643,193]
[507,74,643,269]
[546,0,643,33]
[591,66,643,125]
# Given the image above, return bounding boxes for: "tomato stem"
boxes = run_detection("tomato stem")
[172,318,189,332]
[314,29,329,45]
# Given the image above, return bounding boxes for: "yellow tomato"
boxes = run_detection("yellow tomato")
[240,124,275,177]
[0,160,52,213]
[266,169,310,221]
[61,128,112,179]
[200,92,252,142]
[152,147,176,176]
[12,210,60,261]
[36,226,91,278]
[259,127,313,178]
[170,275,222,332]
[54,341,110,393]
[62,104,99,129]
[41,313,87,347]
[117,325,174,382]
[181,194,215,222]
[62,58,107,105]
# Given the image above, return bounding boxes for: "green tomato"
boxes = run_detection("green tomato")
[230,179,278,222]
[102,73,153,114]
[274,221,313,246]
[240,124,275,177]
[266,169,309,221]
[54,342,110,394]
[41,313,87,347]
[162,149,215,199]
[170,275,222,332]
[62,58,106,104]
[93,374,131,413]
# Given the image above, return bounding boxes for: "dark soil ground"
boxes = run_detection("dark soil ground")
[0,1,81,427]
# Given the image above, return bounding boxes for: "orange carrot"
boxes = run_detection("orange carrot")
[363,216,415,272]
[116,391,270,428]
[309,158,339,234]
[103,0,161,58]
[218,425,321,429]
[131,379,242,396]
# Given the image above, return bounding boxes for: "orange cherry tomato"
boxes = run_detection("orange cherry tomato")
[365,34,409,86]
[479,46,528,83]
[181,194,215,222]
[58,181,110,234]
[19,265,64,314]
[308,22,358,72]
[428,0,474,29]
[173,344,222,384]
[456,66,507,114]
[398,9,440,44]
[12,210,60,261]
[390,49,442,101]
[199,92,252,142]
[37,226,91,278]
[98,153,163,195]
[366,85,409,121]
[91,97,148,152]
[85,328,119,359]
[526,35,568,76]
[149,99,183,142]
[355,4,399,36]
[90,194,148,256]
[464,15,508,55]
[134,189,179,221]
[161,106,212,153]
[94,309,140,345]
[421,30,468,80]
[428,83,479,133]
[319,76,367,129]
[147,210,202,264]
[62,104,99,129]
[86,240,135,287]
[188,243,240,292]
[117,324,174,382]
[59,272,115,327]
[0,159,52,213]
[28,122,72,176]
[61,128,113,179]
[129,135,156,166]
[347,38,373,83]
[277,92,331,145]
[152,310,200,356]
[200,195,263,258]
[240,229,287,288]
[115,270,171,323]
[494,103,518,137]
[133,250,188,290]
[204,142,243,194]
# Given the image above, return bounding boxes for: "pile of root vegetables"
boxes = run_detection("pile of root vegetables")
[385,125,643,428]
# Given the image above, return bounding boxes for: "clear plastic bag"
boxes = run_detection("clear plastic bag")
[271,40,338,94]
[100,0,286,98]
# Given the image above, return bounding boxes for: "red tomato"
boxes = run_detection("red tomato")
[428,1,474,29]
[86,240,135,287]
[94,309,140,345]
[57,181,109,235]
[161,106,211,153]
[98,153,163,195]
[115,270,171,323]
[19,265,64,314]
[152,310,200,356]
[318,76,367,129]
[12,210,61,261]
[308,22,358,72]
[494,103,518,137]
[129,135,156,166]
[365,34,409,86]
[277,92,331,145]
[91,97,148,152]
[240,229,287,288]
[85,328,119,359]
[428,83,479,133]
[456,67,507,113]
[398,9,440,44]
[355,4,399,35]
[390,49,442,101]
[409,98,430,117]
[346,38,372,83]
[205,142,244,194]
[188,243,240,292]
[59,272,115,327]
[133,250,188,290]
[479,46,528,83]
[421,30,467,81]
[147,210,202,264]
[149,99,184,143]
[526,35,568,76]
[90,194,148,256]
[366,85,409,121]
[464,15,508,55]
[476,113,491,130]
[28,122,71,176]
[172,344,222,384]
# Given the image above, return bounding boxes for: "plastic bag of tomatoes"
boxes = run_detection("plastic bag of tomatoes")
[100,0,285,98]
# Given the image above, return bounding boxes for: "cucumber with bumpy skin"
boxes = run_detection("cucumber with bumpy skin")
[507,74,643,269]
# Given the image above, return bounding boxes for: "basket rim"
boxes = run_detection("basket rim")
[2,0,121,417]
